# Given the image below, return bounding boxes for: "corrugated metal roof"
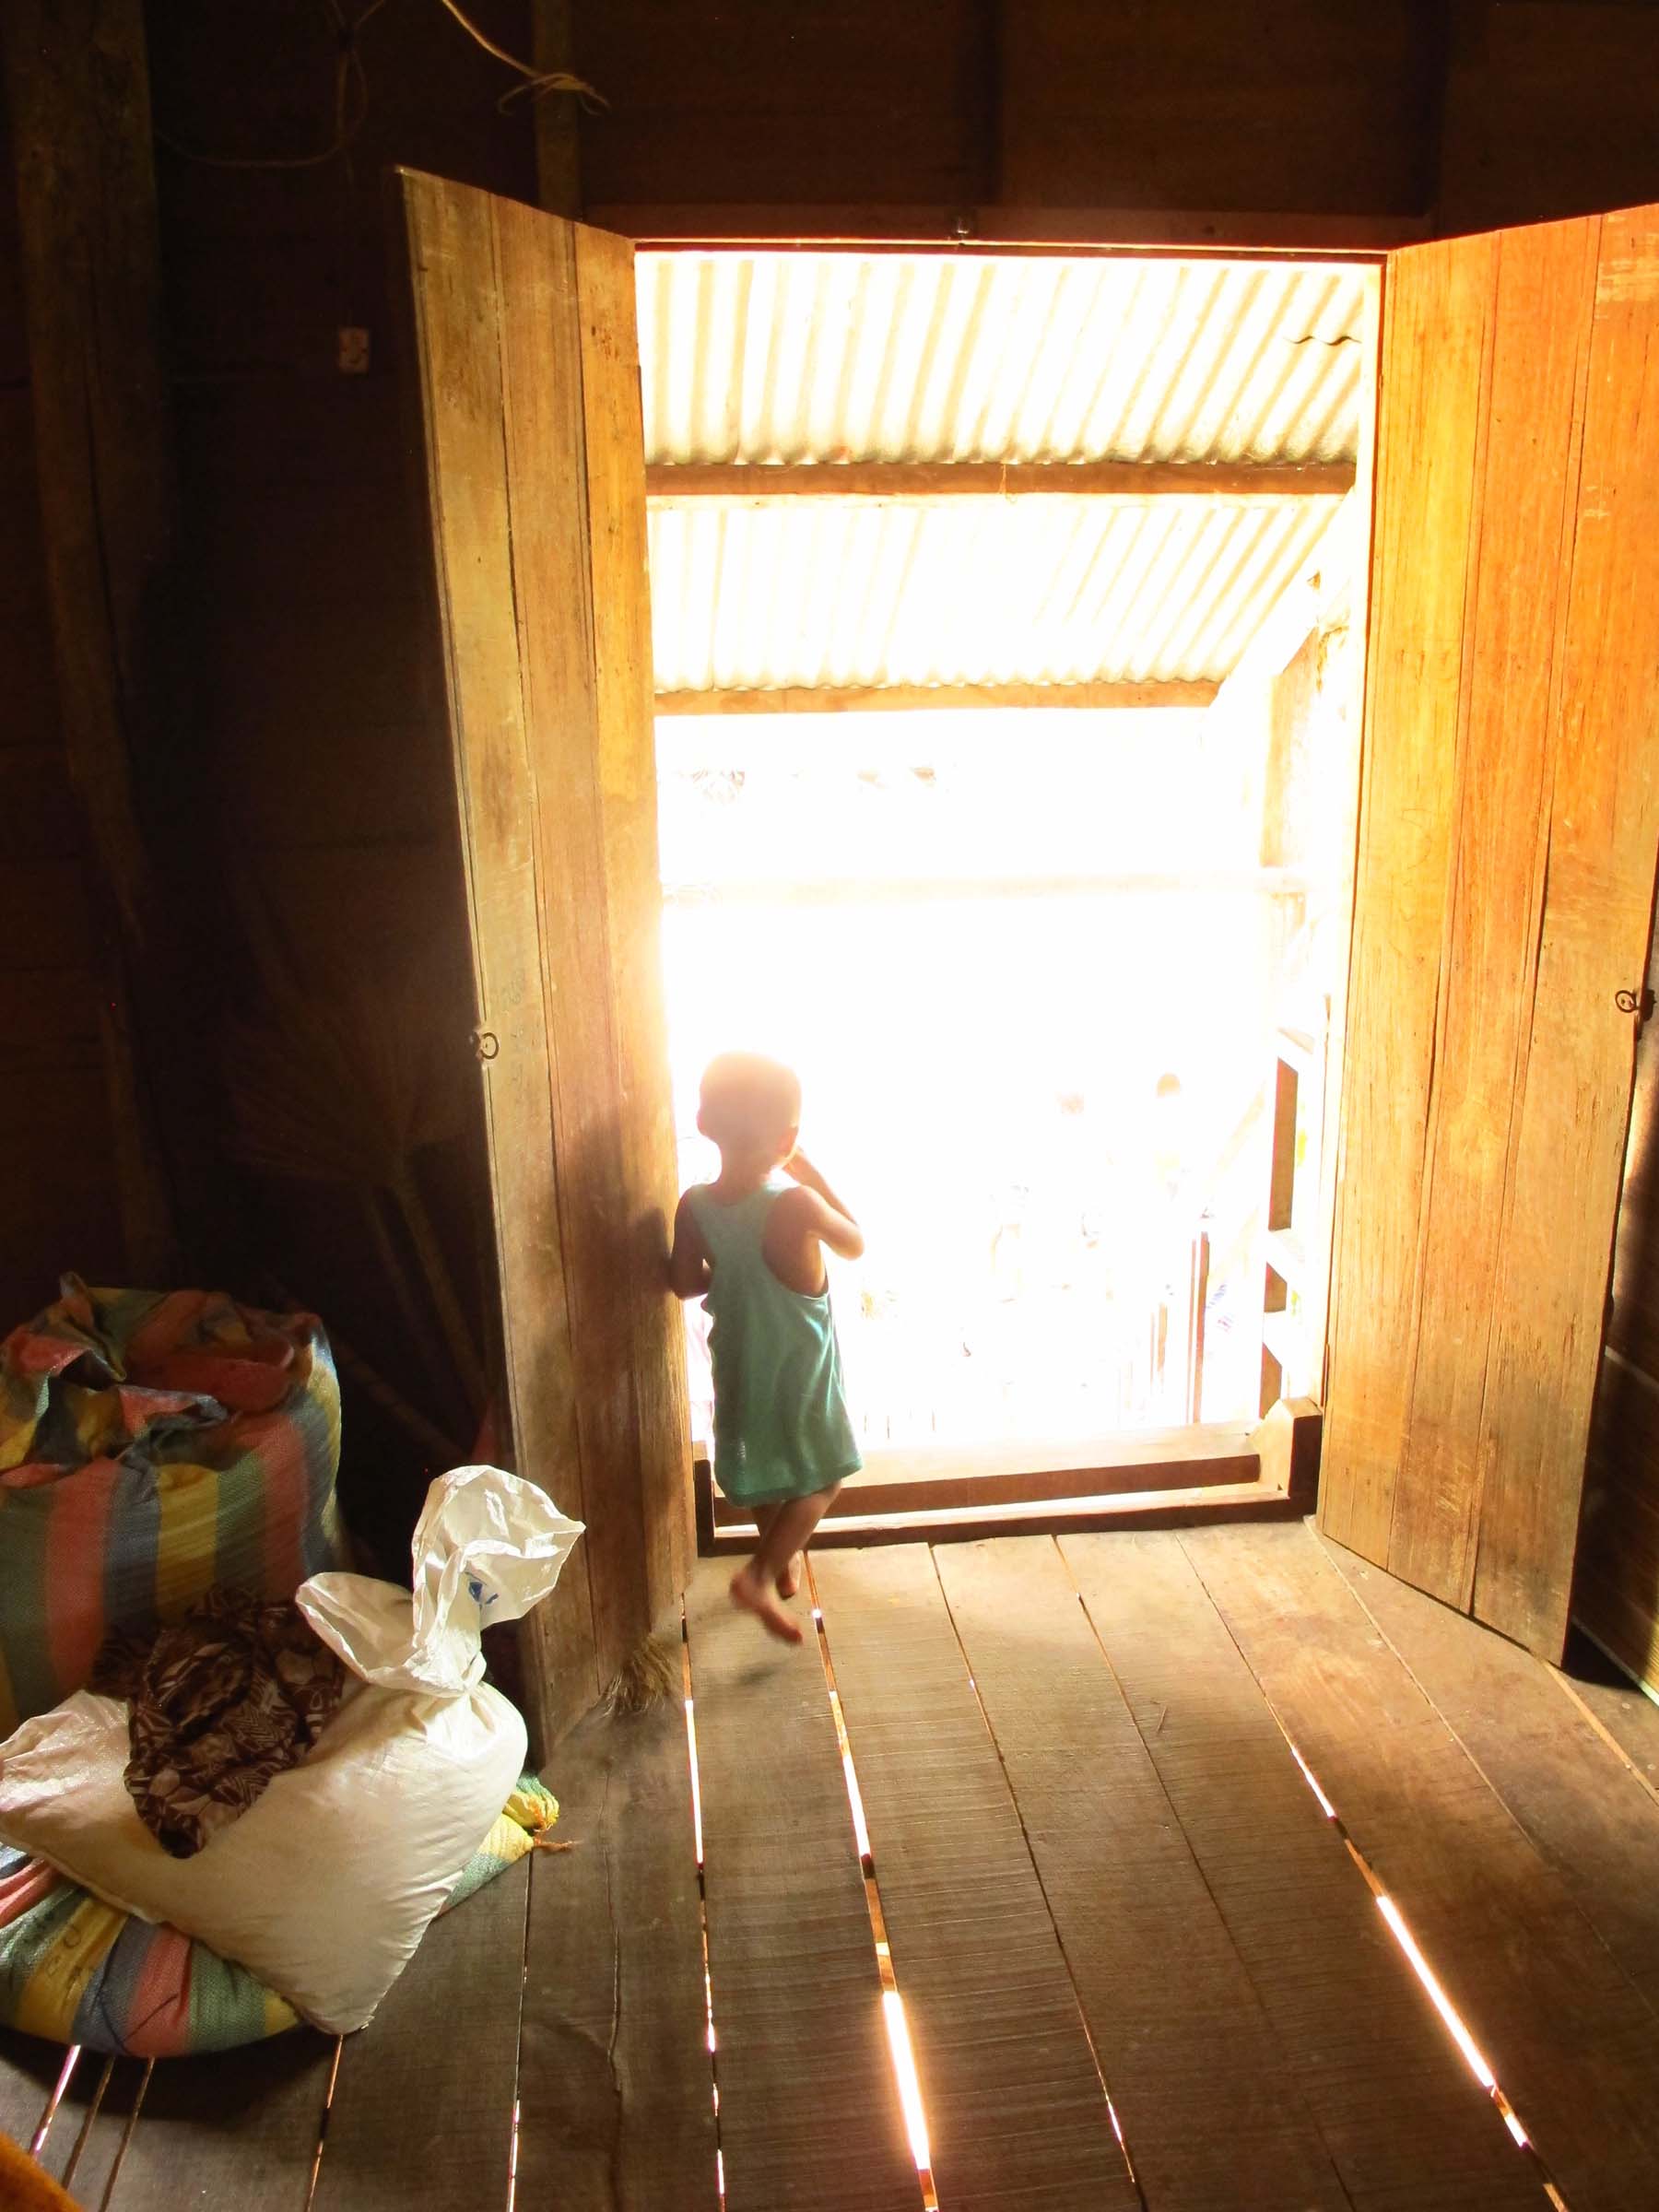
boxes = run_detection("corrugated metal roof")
[649,493,1342,690]
[638,252,1367,468]
[638,251,1368,695]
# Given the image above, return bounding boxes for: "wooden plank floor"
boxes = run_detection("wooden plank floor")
[6,1522,1659,2209]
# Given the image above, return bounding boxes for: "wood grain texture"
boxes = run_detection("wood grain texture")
[488,190,641,1689]
[1327,205,1659,1660]
[108,2038,332,2210]
[1327,1536,1659,2015]
[683,1560,914,2212]
[1388,217,1596,1608]
[1322,230,1495,1564]
[516,1700,717,2211]
[1064,1531,1541,2212]
[811,1547,1136,2212]
[646,461,1356,500]
[392,168,598,1748]
[1474,204,1659,1654]
[932,1537,1347,2212]
[575,221,695,1623]
[396,174,688,1710]
[1186,1520,1659,2212]
[310,1860,528,2212]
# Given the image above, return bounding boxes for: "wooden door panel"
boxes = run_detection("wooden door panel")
[1322,234,1497,1568]
[393,170,689,1752]
[1391,218,1598,1610]
[1476,206,1659,1648]
[392,172,596,1742]
[1325,205,1659,1658]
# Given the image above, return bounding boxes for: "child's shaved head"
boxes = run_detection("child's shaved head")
[699,1053,802,1153]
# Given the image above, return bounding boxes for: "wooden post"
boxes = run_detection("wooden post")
[532,0,582,218]
[1252,1396,1323,1510]
[3,0,209,1280]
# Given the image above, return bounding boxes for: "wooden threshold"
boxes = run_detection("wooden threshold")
[696,1403,1321,1551]
[710,1421,1257,1530]
[706,1479,1305,1553]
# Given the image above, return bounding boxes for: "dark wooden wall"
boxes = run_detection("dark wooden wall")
[138,0,546,1562]
[1583,889,1659,1698]
[570,0,1659,239]
[0,98,132,1327]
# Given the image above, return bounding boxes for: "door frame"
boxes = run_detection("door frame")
[639,233,1383,1535]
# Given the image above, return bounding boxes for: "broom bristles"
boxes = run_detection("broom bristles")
[604,1635,679,1714]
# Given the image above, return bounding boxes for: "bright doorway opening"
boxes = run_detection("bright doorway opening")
[644,249,1375,1513]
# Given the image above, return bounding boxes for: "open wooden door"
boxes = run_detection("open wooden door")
[390,169,690,1754]
[1323,205,1659,1659]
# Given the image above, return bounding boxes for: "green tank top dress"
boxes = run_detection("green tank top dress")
[688,1182,863,1506]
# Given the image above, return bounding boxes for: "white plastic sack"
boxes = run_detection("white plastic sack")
[0,1465,582,2034]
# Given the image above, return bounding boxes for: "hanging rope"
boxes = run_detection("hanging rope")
[157,0,604,172]
[430,0,607,112]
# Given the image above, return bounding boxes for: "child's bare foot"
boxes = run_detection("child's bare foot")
[730,1564,804,1643]
[777,1551,806,1600]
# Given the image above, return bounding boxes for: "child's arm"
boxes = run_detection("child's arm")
[783,1149,865,1260]
[668,1193,712,1298]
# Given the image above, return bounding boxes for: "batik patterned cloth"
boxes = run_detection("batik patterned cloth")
[0,1778,559,2058]
[89,1588,347,1860]
[0,1279,348,1738]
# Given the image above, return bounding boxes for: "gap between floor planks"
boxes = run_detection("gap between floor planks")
[1182,1518,1659,2212]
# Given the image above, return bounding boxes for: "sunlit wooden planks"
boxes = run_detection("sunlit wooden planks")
[811,1547,1135,2212]
[1186,1520,1659,2212]
[309,1862,527,2212]
[112,2038,333,2210]
[517,1698,718,2211]
[685,1560,915,2212]
[1327,1536,1659,2017]
[1064,1530,1540,2211]
[933,1536,1349,2212]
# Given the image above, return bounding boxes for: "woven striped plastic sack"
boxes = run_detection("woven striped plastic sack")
[0,1779,557,2057]
[0,1279,348,1739]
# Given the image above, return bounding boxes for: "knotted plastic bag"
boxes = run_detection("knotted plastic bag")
[299,1463,584,1694]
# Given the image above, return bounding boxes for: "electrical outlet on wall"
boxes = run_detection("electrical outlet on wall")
[337,326,371,374]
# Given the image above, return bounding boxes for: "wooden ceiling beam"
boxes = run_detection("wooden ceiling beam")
[654,680,1218,714]
[647,460,1354,501]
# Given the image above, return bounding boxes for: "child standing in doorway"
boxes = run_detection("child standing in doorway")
[669,1053,864,1641]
